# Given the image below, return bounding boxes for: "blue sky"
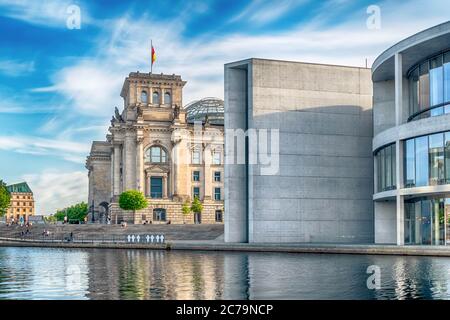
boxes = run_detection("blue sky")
[0,0,449,215]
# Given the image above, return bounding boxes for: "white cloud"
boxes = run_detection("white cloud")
[0,59,34,76]
[0,0,92,28]
[22,170,87,215]
[0,135,89,163]
[230,0,309,25]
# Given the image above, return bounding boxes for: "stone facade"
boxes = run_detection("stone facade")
[86,72,224,224]
[6,182,35,223]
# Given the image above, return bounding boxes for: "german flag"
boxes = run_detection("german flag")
[151,45,156,65]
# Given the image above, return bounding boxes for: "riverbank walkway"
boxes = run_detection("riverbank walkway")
[2,223,450,257]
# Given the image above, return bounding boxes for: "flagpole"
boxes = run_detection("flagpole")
[151,39,153,74]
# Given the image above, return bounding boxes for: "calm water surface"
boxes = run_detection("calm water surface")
[1,247,450,300]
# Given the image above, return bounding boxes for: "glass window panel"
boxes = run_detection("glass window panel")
[213,151,221,165]
[380,148,385,191]
[415,136,429,187]
[152,91,160,104]
[444,56,450,103]
[192,150,201,164]
[141,91,148,103]
[429,133,444,185]
[405,139,415,187]
[445,133,450,183]
[164,92,171,104]
[193,187,200,198]
[214,187,221,200]
[410,67,420,116]
[386,145,392,188]
[419,62,430,110]
[430,57,444,107]
[150,177,163,198]
[392,144,396,188]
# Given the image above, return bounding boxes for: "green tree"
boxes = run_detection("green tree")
[54,202,88,222]
[119,190,148,219]
[191,196,203,214]
[182,201,191,215]
[0,180,11,218]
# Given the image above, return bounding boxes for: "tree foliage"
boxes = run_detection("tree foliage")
[55,202,88,221]
[119,190,148,212]
[182,201,191,215]
[191,196,203,214]
[0,180,11,218]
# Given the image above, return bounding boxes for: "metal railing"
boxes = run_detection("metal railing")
[0,233,166,245]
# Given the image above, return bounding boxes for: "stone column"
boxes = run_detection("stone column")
[163,174,168,198]
[124,131,137,190]
[113,144,121,197]
[136,137,144,192]
[203,143,212,200]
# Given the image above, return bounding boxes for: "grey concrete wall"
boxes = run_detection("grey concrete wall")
[224,62,250,243]
[225,58,374,244]
[374,201,396,244]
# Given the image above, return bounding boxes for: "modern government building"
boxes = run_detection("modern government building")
[224,21,450,245]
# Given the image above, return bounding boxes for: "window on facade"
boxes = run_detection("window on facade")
[193,171,200,181]
[212,151,221,165]
[193,187,200,199]
[152,91,160,104]
[214,187,221,201]
[153,208,166,222]
[215,210,223,222]
[141,91,148,103]
[150,177,163,198]
[214,171,221,182]
[164,92,171,105]
[429,133,445,185]
[430,56,444,116]
[145,146,167,163]
[402,132,450,188]
[376,144,396,192]
[409,51,450,121]
[192,149,201,164]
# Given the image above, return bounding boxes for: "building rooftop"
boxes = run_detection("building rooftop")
[7,182,32,194]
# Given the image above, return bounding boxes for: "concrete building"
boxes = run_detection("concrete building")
[86,72,225,224]
[6,182,35,223]
[373,22,450,245]
[224,58,373,243]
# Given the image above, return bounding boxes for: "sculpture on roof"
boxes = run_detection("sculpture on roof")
[114,107,124,122]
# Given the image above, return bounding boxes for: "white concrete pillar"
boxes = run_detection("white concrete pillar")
[124,132,136,190]
[396,140,405,245]
[395,52,403,126]
[203,143,212,200]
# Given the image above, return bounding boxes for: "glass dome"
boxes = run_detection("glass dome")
[184,97,224,125]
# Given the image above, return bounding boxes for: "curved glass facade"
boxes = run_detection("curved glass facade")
[375,144,396,192]
[408,51,450,121]
[405,196,450,245]
[404,131,450,187]
[185,97,224,125]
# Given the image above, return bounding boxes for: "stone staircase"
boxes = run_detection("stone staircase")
[0,223,224,241]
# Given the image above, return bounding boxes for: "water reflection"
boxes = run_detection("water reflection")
[2,247,450,299]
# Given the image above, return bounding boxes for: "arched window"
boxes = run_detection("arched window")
[153,91,160,104]
[164,92,171,105]
[141,91,148,103]
[145,146,167,163]
[153,208,166,222]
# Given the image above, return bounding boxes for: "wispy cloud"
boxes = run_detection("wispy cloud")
[0,135,89,163]
[0,0,92,28]
[0,59,34,76]
[22,170,87,215]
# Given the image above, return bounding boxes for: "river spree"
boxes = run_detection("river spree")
[1,247,450,299]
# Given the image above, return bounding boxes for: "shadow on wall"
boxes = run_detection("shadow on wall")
[227,103,374,243]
